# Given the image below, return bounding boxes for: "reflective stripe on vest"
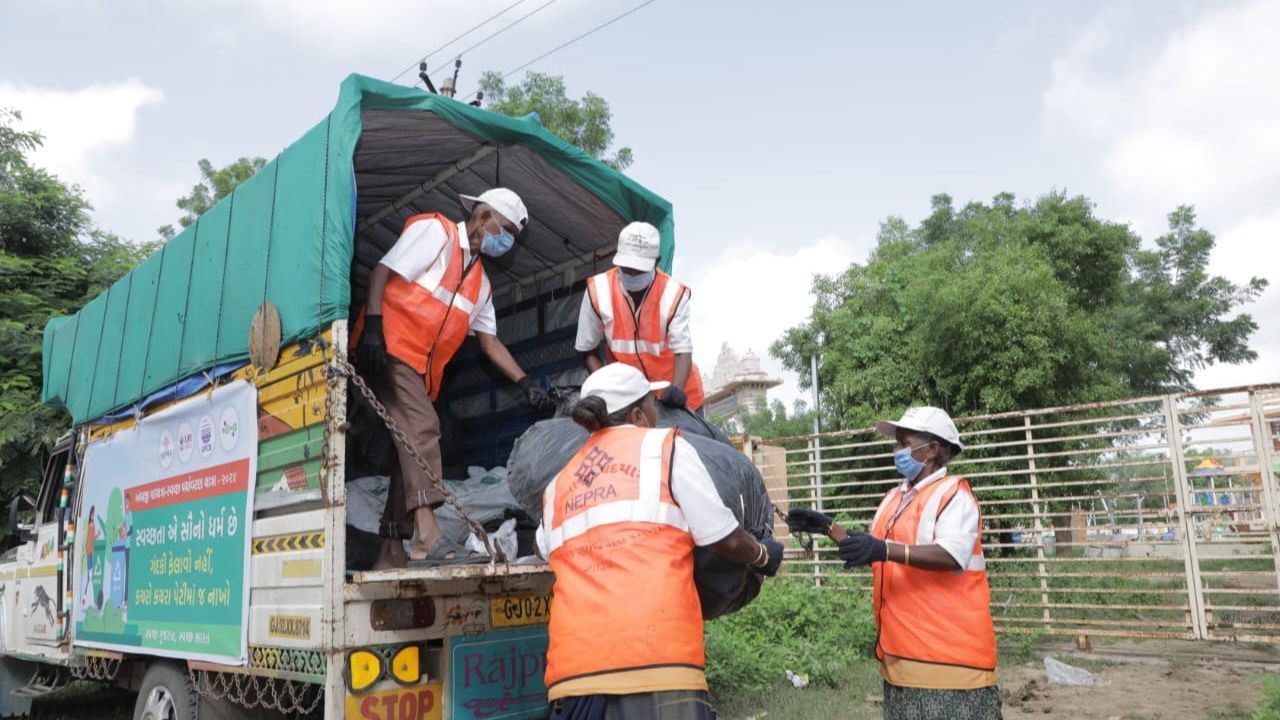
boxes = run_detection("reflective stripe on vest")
[541,426,705,690]
[542,427,688,552]
[870,475,997,670]
[353,214,490,400]
[587,269,706,410]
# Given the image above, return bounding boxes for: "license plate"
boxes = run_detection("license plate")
[490,593,551,629]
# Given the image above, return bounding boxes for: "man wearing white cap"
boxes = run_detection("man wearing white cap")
[539,363,783,719]
[575,221,706,412]
[786,406,1000,719]
[355,188,555,569]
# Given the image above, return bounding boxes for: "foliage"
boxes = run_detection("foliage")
[0,109,154,542]
[704,578,875,696]
[157,156,266,239]
[773,192,1267,430]
[1254,675,1280,720]
[740,399,816,439]
[478,71,633,170]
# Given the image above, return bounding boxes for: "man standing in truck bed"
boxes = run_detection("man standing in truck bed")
[575,221,705,413]
[355,188,554,569]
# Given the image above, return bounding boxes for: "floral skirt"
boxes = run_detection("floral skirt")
[882,681,1003,720]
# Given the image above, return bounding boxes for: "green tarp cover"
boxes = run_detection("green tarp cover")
[43,74,675,424]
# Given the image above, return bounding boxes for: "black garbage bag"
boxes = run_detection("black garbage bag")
[507,413,773,620]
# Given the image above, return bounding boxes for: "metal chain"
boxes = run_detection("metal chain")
[70,655,120,681]
[193,670,323,716]
[331,353,504,562]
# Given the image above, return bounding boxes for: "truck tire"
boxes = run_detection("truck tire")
[134,663,199,720]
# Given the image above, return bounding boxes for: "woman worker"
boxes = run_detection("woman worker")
[787,406,1001,720]
[538,362,784,719]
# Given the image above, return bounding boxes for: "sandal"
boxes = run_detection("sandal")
[407,536,488,567]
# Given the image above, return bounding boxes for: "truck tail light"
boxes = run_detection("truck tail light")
[346,649,382,693]
[369,598,436,631]
[390,645,422,685]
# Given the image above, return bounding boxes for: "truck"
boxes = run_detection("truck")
[0,74,680,720]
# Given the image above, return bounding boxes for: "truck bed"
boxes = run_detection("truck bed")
[351,560,551,584]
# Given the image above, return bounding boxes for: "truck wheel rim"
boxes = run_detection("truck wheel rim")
[142,686,175,720]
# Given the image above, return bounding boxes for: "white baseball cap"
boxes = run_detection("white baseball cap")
[459,188,529,233]
[875,406,964,451]
[613,221,661,272]
[581,363,669,414]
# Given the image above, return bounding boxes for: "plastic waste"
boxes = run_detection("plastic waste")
[1044,655,1108,686]
[467,518,519,561]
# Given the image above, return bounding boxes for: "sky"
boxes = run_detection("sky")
[2,0,1278,410]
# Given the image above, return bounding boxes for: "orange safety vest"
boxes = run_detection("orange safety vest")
[870,475,997,673]
[587,268,705,410]
[541,426,705,695]
[353,214,491,400]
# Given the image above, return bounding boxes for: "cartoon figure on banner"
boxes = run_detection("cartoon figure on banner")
[78,488,130,629]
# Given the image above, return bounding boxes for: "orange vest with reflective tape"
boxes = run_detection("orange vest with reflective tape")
[541,426,705,691]
[587,269,705,410]
[354,214,490,400]
[870,475,997,672]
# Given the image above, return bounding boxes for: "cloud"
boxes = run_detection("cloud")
[1043,0,1280,228]
[199,0,592,59]
[687,235,863,409]
[1044,0,1280,391]
[0,79,163,203]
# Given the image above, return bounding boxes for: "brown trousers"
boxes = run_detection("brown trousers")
[373,359,446,538]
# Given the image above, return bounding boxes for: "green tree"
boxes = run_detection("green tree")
[737,399,815,439]
[478,71,633,170]
[0,110,153,539]
[157,156,266,239]
[773,192,1266,429]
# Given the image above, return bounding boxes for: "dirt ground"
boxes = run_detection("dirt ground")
[1000,640,1275,719]
[717,638,1280,720]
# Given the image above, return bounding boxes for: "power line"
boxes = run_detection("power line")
[410,0,565,88]
[461,0,659,102]
[388,0,532,84]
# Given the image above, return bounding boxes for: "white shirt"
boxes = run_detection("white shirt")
[574,275,694,354]
[536,432,740,558]
[378,218,498,336]
[880,467,981,570]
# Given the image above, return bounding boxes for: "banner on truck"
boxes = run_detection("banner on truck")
[73,381,258,664]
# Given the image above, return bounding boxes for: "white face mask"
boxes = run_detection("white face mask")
[619,270,655,292]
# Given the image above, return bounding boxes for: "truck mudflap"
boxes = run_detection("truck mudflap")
[343,625,549,720]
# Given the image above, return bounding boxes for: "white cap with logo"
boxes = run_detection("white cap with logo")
[875,406,964,451]
[613,221,661,272]
[459,188,529,232]
[580,362,669,414]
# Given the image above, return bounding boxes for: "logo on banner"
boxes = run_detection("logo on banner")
[178,422,194,463]
[219,406,240,452]
[198,416,215,458]
[159,431,174,469]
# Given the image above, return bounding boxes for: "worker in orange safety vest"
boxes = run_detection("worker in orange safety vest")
[575,221,706,413]
[787,406,1002,720]
[538,363,784,719]
[355,188,556,570]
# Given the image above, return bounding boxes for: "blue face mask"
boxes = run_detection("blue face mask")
[893,443,931,482]
[480,228,515,257]
[618,270,655,292]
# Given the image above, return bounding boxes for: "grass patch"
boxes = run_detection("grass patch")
[705,577,876,697]
[715,658,883,720]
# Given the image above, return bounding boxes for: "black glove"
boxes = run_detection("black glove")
[659,384,688,409]
[518,376,555,413]
[358,315,388,375]
[786,508,833,535]
[752,538,785,577]
[838,532,887,569]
